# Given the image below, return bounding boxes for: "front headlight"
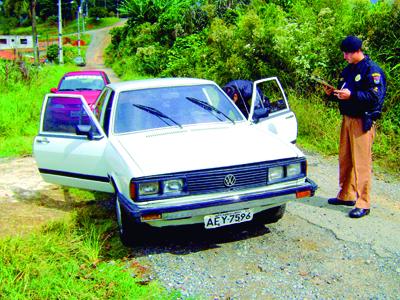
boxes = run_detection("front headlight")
[287,163,302,177]
[268,166,284,182]
[138,182,159,196]
[163,179,184,193]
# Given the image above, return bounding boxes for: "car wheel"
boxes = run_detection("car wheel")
[115,195,146,247]
[256,204,286,224]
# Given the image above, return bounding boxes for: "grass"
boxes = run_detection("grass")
[0,64,77,157]
[289,90,342,156]
[0,202,180,299]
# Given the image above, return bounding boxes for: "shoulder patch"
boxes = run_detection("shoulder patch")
[372,72,381,84]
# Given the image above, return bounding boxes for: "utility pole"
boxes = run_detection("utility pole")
[58,0,64,64]
[31,0,39,65]
[81,0,85,33]
[77,5,81,56]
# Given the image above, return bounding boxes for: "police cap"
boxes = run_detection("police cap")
[340,35,362,53]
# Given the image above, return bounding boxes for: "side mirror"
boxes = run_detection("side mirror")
[75,124,94,140]
[50,88,58,93]
[252,107,270,123]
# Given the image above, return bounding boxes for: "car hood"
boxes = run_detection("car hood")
[56,90,101,106]
[115,124,303,177]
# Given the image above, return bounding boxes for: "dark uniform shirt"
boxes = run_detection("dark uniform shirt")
[223,80,269,118]
[334,55,386,117]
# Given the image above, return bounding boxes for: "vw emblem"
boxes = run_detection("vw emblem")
[224,174,236,187]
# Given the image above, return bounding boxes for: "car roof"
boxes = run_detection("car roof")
[107,78,217,93]
[63,70,106,77]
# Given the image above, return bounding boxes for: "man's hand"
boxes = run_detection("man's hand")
[323,85,334,95]
[334,88,351,100]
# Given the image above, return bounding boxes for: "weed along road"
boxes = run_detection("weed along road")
[0,21,399,299]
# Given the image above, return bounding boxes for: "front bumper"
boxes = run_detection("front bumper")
[119,178,317,227]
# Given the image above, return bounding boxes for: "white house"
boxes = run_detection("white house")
[0,35,33,50]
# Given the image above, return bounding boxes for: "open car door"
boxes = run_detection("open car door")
[248,77,298,144]
[33,94,113,193]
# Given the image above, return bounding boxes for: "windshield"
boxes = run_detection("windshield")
[59,75,105,91]
[114,84,244,133]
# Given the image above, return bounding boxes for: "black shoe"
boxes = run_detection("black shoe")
[349,208,370,218]
[328,198,356,206]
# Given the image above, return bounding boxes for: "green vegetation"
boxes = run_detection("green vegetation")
[107,0,400,174]
[0,202,179,299]
[0,62,76,157]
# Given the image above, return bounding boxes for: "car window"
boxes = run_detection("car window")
[254,80,288,113]
[59,75,105,91]
[94,88,110,121]
[103,91,115,136]
[42,95,101,136]
[113,84,244,133]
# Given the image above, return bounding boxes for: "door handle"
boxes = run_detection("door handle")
[285,114,295,119]
[36,137,50,144]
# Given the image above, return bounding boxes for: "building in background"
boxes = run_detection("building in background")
[0,35,33,50]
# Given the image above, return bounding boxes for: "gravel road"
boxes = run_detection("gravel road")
[128,151,400,299]
[1,151,399,298]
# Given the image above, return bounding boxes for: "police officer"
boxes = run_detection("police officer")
[223,80,270,118]
[324,35,386,218]
[223,80,253,117]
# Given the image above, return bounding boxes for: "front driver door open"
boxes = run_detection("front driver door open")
[33,94,113,193]
[248,77,298,144]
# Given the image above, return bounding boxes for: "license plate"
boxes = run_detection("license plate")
[70,110,81,117]
[204,209,253,229]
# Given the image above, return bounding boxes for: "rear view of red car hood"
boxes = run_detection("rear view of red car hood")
[56,90,101,106]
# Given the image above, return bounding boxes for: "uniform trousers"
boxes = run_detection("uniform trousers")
[337,115,375,209]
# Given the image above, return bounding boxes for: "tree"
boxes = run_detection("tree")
[2,0,29,24]
[31,0,39,65]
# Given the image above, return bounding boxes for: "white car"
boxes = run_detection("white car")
[33,77,317,245]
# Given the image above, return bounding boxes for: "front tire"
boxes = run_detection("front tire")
[256,204,286,224]
[115,196,147,246]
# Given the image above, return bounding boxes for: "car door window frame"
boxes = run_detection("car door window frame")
[40,93,106,140]
[248,77,290,122]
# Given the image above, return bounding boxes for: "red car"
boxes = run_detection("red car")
[47,70,110,128]
[50,70,110,109]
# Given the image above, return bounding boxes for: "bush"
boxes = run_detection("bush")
[46,16,58,26]
[89,7,108,20]
[46,44,59,62]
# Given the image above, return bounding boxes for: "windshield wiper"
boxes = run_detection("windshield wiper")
[132,104,182,128]
[186,97,235,124]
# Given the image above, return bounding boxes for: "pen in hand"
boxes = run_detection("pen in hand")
[334,82,350,100]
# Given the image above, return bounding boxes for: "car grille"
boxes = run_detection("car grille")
[132,158,305,202]
[186,163,268,194]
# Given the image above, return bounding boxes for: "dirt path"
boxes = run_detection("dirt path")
[83,19,127,82]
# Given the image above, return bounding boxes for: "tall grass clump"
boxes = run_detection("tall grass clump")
[0,205,179,299]
[0,61,76,157]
